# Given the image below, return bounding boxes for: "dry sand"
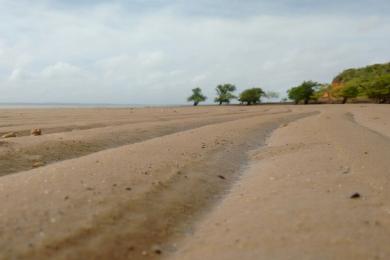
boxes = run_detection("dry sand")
[0,105,389,259]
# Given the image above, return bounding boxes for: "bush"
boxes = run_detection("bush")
[239,88,265,105]
[287,81,320,104]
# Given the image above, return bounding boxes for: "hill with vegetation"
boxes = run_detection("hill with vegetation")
[331,62,390,103]
[286,62,390,104]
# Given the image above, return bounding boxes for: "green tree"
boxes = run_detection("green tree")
[239,88,265,105]
[214,84,237,105]
[333,82,359,104]
[287,80,320,104]
[287,86,303,104]
[363,74,390,103]
[187,87,207,106]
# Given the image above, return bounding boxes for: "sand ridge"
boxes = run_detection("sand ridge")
[168,105,390,260]
[0,105,389,259]
[0,107,291,176]
[0,105,311,259]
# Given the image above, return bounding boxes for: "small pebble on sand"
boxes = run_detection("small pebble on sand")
[152,245,162,255]
[350,192,361,199]
[342,167,350,174]
[31,128,42,136]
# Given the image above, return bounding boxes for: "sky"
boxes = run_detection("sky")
[0,0,389,104]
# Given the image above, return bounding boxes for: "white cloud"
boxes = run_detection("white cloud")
[8,68,32,81]
[138,51,166,68]
[0,1,389,104]
[40,62,84,79]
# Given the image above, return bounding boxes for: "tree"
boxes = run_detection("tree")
[287,80,320,104]
[239,88,265,105]
[333,81,359,104]
[187,87,207,106]
[363,74,390,103]
[287,86,303,104]
[214,84,237,105]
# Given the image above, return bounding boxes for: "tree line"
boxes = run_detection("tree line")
[287,62,390,104]
[187,84,279,106]
[187,62,389,106]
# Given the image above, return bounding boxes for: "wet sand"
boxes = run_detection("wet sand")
[0,105,389,259]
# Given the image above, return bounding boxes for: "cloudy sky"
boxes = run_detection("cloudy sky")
[0,0,389,104]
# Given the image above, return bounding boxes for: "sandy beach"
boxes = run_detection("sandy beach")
[0,104,389,259]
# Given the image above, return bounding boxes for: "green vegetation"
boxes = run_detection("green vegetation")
[285,62,390,104]
[214,84,237,105]
[333,82,359,103]
[332,62,390,103]
[239,88,265,105]
[187,87,207,106]
[287,81,320,104]
[364,74,390,103]
[187,62,389,106]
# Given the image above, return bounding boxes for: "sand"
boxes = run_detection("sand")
[0,105,389,259]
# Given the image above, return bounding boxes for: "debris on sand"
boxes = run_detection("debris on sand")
[342,166,350,174]
[218,175,226,180]
[2,132,16,138]
[350,193,361,199]
[152,245,162,255]
[32,162,46,168]
[31,128,42,136]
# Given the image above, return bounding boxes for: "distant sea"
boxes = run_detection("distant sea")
[0,103,185,108]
